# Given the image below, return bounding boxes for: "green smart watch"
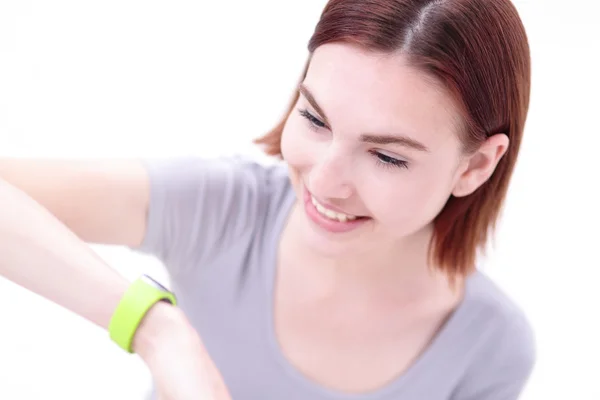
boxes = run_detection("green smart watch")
[108,274,177,353]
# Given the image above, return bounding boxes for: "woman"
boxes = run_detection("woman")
[0,0,535,399]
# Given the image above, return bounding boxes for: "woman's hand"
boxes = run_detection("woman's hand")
[133,302,232,400]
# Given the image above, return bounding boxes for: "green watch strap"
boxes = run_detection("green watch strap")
[108,275,177,353]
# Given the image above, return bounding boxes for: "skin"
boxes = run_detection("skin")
[274,42,509,392]
[0,41,509,399]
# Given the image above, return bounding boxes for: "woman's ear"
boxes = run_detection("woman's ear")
[452,133,509,197]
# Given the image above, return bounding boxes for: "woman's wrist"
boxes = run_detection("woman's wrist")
[131,301,187,363]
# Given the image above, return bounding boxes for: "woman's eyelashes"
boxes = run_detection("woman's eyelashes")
[298,108,409,170]
[370,150,409,169]
[299,108,327,130]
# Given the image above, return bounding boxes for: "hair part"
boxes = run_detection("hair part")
[254,0,531,280]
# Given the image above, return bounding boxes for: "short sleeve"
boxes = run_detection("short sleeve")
[451,311,537,400]
[130,156,279,277]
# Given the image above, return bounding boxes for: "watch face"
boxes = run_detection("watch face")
[140,275,169,292]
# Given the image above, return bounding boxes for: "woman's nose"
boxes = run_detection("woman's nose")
[307,149,353,200]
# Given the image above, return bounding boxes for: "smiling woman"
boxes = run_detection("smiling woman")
[0,0,534,400]
[256,0,530,280]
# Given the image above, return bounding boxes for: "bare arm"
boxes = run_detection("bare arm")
[0,162,232,399]
[0,175,182,354]
[0,158,185,356]
[0,158,149,246]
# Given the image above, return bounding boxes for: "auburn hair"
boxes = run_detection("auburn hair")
[254,0,531,279]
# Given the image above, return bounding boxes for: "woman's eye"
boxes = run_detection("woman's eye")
[372,151,409,170]
[299,109,326,129]
[297,109,408,170]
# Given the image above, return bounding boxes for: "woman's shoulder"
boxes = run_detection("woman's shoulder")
[157,151,296,221]
[445,271,537,396]
[142,152,293,201]
[217,153,295,212]
[464,271,534,333]
[133,153,295,270]
[459,270,537,376]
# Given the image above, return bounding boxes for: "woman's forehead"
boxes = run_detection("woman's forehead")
[303,43,462,151]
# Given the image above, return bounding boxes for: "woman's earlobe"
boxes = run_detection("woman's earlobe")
[451,176,476,198]
[452,134,509,197]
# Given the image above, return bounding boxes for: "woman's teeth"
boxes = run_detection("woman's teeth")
[311,195,357,223]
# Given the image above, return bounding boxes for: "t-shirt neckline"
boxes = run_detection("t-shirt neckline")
[263,181,474,400]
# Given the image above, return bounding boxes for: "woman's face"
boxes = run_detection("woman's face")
[280,43,505,257]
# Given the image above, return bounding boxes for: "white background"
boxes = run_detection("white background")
[0,1,598,399]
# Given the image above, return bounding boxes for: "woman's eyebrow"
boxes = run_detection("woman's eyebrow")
[297,83,330,125]
[297,83,429,152]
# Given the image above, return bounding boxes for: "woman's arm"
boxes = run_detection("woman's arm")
[0,162,232,399]
[0,158,149,246]
[0,175,178,352]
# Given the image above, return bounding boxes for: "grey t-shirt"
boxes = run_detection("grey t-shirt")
[131,156,536,400]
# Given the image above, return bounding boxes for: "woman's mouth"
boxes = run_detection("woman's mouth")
[310,195,358,222]
[303,187,370,233]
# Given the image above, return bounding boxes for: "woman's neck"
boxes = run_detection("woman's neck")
[278,211,458,303]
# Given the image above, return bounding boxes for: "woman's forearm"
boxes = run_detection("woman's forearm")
[0,177,176,355]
